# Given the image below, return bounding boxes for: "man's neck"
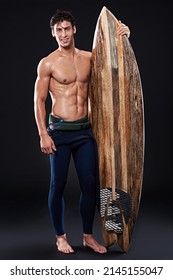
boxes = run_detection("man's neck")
[58,43,76,57]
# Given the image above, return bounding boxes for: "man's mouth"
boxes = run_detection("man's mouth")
[61,39,68,43]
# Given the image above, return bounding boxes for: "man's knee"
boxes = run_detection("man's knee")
[81,174,96,196]
[49,179,67,196]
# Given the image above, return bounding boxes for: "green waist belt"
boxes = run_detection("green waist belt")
[48,114,91,131]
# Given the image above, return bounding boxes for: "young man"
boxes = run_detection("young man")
[34,10,130,254]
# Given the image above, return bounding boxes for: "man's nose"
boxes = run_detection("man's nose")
[61,29,67,36]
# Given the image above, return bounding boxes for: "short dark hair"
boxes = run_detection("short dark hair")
[50,9,76,29]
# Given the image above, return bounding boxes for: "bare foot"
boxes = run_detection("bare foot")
[83,234,107,254]
[56,234,74,254]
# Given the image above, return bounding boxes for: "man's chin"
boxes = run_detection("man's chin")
[60,43,71,49]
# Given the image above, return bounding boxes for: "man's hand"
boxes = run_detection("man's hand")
[117,20,130,38]
[40,134,57,155]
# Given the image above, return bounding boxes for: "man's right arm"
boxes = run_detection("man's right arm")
[34,58,56,154]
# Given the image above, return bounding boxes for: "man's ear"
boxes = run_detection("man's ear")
[52,28,55,37]
[73,25,76,34]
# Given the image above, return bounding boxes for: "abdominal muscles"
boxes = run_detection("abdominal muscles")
[49,80,88,121]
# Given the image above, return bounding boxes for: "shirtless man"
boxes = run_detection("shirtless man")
[34,10,130,254]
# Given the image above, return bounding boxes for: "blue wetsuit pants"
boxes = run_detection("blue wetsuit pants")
[48,127,100,236]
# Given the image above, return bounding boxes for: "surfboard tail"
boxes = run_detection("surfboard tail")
[100,187,132,248]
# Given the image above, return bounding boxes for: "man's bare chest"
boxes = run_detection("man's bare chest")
[51,56,91,84]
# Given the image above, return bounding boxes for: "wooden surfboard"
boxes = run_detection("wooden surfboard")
[89,6,144,252]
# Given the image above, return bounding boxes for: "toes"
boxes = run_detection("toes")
[83,238,107,254]
[100,247,107,254]
[58,245,74,254]
[56,236,74,254]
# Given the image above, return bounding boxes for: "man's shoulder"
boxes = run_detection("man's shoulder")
[38,50,58,69]
[41,50,58,63]
[80,50,92,56]
[76,49,92,59]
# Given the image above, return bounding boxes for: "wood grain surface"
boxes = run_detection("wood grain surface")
[89,6,145,252]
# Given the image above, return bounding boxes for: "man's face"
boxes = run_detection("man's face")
[52,20,76,48]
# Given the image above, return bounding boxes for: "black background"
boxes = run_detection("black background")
[0,0,172,260]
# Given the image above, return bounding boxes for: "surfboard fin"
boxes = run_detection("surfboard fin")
[105,198,124,233]
[100,188,132,234]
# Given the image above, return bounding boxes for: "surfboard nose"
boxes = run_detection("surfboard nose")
[101,6,107,13]
[100,6,116,20]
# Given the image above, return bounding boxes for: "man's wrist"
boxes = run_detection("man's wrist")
[39,131,49,137]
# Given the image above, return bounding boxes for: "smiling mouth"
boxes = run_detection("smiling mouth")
[61,39,69,43]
